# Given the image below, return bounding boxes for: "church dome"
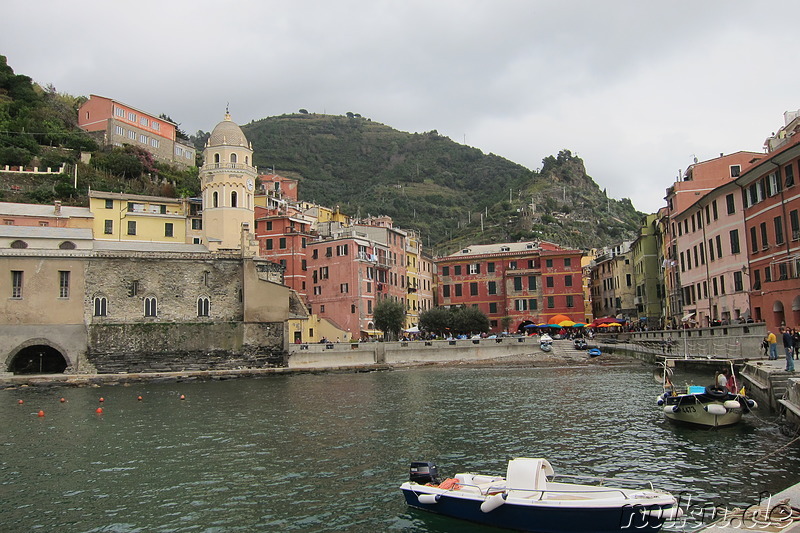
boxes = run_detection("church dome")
[207,113,249,148]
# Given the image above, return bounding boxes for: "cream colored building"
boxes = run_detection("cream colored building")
[200,113,258,253]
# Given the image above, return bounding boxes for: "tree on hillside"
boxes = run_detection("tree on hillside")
[373,298,405,340]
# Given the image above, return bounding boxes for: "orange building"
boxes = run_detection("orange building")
[77,95,196,167]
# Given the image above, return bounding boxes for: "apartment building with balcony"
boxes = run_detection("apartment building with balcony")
[589,242,634,320]
[738,128,800,329]
[78,95,196,167]
[435,241,584,333]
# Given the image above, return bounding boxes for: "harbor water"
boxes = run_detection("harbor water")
[2,364,799,532]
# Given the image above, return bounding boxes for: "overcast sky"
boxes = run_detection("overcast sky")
[3,1,798,213]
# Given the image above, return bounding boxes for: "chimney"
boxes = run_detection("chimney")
[54,201,62,215]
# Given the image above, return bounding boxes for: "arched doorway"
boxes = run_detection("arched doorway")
[7,344,68,374]
[792,295,800,328]
[773,300,786,329]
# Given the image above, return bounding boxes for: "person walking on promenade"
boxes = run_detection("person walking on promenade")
[793,328,800,360]
[767,330,778,360]
[782,327,795,372]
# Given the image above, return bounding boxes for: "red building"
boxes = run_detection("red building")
[737,131,800,330]
[435,241,584,333]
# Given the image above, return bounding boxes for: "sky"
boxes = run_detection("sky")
[3,0,799,214]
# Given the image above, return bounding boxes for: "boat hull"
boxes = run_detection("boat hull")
[662,391,744,428]
[401,487,673,533]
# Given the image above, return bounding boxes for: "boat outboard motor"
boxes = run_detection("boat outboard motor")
[410,462,440,484]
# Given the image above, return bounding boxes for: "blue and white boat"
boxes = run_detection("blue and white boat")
[401,458,681,533]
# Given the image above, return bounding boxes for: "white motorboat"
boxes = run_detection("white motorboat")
[401,458,681,533]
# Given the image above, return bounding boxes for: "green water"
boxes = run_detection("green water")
[1,366,798,532]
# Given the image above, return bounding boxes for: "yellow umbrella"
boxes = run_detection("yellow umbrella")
[558,320,576,327]
[607,322,622,327]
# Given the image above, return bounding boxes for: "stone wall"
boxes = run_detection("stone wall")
[87,322,285,373]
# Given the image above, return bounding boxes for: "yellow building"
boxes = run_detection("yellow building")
[89,191,190,243]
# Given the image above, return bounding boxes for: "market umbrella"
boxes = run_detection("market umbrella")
[573,323,587,327]
[607,322,622,327]
[549,314,573,324]
[558,320,576,327]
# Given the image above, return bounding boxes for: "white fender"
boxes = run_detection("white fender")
[480,493,506,513]
[640,506,684,520]
[723,400,741,409]
[418,493,440,504]
[747,399,758,409]
[704,403,727,416]
[656,395,665,406]
[663,404,678,414]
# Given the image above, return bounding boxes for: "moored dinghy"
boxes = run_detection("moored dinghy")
[401,458,681,533]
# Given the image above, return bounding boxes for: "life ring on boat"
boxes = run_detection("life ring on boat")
[704,386,728,399]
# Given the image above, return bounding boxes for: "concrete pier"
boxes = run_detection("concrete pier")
[695,480,800,533]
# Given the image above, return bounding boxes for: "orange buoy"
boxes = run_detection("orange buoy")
[99,397,105,402]
[180,395,185,400]
[60,397,66,403]
[18,399,24,405]
[37,410,45,417]
[95,407,103,414]
[137,396,143,401]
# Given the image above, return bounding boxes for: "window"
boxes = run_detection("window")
[192,218,202,230]
[786,164,795,187]
[791,210,800,240]
[760,222,769,249]
[730,165,740,178]
[337,244,349,256]
[115,107,125,117]
[546,259,553,268]
[279,237,286,249]
[750,227,758,253]
[165,223,173,238]
[442,285,450,297]
[528,276,537,290]
[566,275,573,287]
[127,111,136,122]
[720,275,726,294]
[151,138,159,148]
[197,297,210,317]
[140,116,149,127]
[470,282,478,296]
[733,271,743,292]
[139,134,147,144]
[752,270,761,290]
[93,296,108,317]
[487,262,495,273]
[774,216,784,245]
[231,191,237,207]
[764,266,772,283]
[144,297,157,317]
[104,220,113,234]
[515,299,527,311]
[212,191,219,208]
[468,263,480,275]
[489,302,497,313]
[59,271,70,298]
[127,221,136,235]
[454,284,462,297]
[566,295,574,307]
[129,280,139,297]
[441,266,449,276]
[454,265,461,275]
[488,281,497,295]
[128,129,136,140]
[11,270,23,298]
[514,277,523,291]
[726,193,735,215]
[546,276,554,288]
[729,230,740,254]
[564,258,571,267]
[11,240,27,249]
[712,200,718,220]
[768,172,781,196]
[152,122,160,131]
[115,125,124,136]
[509,261,517,270]
[547,296,555,308]
[716,235,722,258]
[529,299,538,310]
[266,239,273,250]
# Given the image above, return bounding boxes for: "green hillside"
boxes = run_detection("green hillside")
[240,113,644,254]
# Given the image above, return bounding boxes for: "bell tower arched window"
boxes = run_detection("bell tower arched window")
[231,191,238,208]
[212,191,219,208]
[214,153,220,163]
[231,153,238,164]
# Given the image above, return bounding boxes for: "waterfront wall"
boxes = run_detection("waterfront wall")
[287,336,542,368]
[596,323,766,360]
[0,324,90,372]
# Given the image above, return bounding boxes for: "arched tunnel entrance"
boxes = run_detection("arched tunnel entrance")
[8,345,68,374]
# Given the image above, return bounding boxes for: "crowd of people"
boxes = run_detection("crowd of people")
[763,327,798,372]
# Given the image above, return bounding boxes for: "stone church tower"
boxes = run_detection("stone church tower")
[200,112,258,253]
